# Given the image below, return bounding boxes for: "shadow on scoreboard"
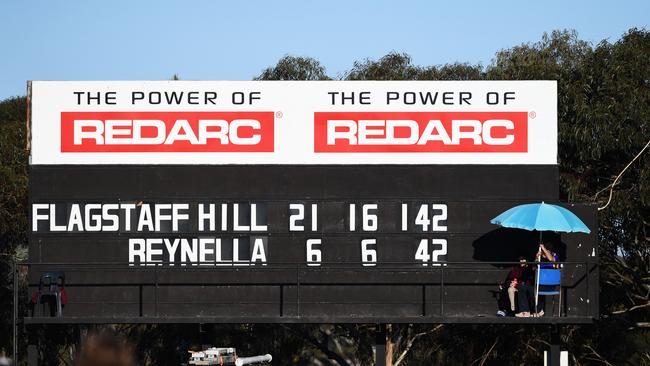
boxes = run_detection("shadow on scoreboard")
[472,228,568,268]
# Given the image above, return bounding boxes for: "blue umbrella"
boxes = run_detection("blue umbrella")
[490,202,591,315]
[490,202,590,234]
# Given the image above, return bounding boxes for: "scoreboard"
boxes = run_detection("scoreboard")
[26,81,598,323]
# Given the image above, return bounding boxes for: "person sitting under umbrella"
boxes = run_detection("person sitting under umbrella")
[537,241,558,267]
[515,242,558,317]
[498,256,534,316]
[491,202,590,318]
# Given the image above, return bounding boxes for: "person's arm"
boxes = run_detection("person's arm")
[505,267,520,286]
[542,246,556,262]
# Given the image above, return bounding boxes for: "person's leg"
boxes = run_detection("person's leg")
[496,288,508,316]
[537,285,554,314]
[537,295,546,314]
[507,286,517,312]
[517,285,531,315]
[497,287,509,314]
[497,287,510,316]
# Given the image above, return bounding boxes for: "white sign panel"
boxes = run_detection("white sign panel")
[30,81,557,165]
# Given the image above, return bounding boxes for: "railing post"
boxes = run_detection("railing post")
[279,284,284,317]
[296,265,300,317]
[13,260,18,365]
[440,266,445,317]
[154,266,159,317]
[585,261,590,317]
[139,284,143,317]
[421,284,426,317]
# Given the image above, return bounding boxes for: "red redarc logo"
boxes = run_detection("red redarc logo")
[314,112,528,153]
[61,112,274,152]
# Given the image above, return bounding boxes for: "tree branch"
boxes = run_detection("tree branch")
[597,138,650,211]
[393,325,443,366]
[584,345,614,366]
[611,301,650,314]
[471,337,498,366]
[289,326,352,366]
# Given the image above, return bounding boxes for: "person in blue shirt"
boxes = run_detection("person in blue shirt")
[537,242,559,268]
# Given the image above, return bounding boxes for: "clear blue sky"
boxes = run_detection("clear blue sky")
[1,0,648,99]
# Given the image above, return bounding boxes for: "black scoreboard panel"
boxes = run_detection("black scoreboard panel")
[27,165,598,323]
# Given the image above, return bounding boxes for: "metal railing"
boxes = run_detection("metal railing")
[15,260,597,323]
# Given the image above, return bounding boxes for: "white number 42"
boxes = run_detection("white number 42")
[415,239,447,266]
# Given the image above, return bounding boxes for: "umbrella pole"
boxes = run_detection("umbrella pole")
[535,264,540,314]
[535,231,542,313]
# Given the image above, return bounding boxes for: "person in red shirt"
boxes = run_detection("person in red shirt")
[498,256,534,316]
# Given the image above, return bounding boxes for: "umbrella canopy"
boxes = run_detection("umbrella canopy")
[490,202,590,234]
